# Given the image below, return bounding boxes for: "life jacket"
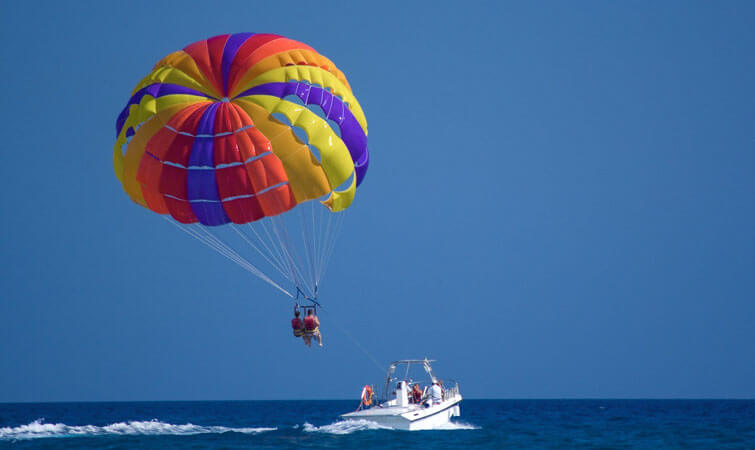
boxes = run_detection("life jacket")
[304,316,317,331]
[291,318,304,337]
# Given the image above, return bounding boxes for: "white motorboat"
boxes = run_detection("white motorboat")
[341,359,462,431]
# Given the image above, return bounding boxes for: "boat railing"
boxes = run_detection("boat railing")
[443,381,460,401]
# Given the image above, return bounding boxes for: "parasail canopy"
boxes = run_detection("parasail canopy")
[113,33,369,300]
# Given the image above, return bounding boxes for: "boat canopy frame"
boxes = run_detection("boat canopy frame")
[382,359,437,401]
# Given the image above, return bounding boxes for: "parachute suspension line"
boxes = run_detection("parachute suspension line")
[270,213,315,298]
[271,217,307,297]
[316,206,329,285]
[316,204,328,286]
[167,218,250,271]
[243,222,289,277]
[258,218,292,282]
[161,202,345,303]
[316,202,324,272]
[317,206,335,282]
[305,205,317,290]
[270,217,308,296]
[310,202,321,287]
[322,211,346,279]
[163,217,293,298]
[194,225,294,298]
[230,224,290,281]
[321,210,340,286]
[254,216,298,293]
[298,205,317,295]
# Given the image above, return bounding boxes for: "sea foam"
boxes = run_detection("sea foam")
[0,419,275,440]
[430,421,480,430]
[302,419,478,434]
[303,419,392,434]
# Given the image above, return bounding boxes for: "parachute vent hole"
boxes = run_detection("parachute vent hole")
[282,95,344,139]
[272,94,345,164]
[327,119,342,138]
[291,126,309,145]
[308,144,322,163]
[271,112,292,127]
[271,111,323,164]
[283,94,305,106]
[121,122,146,156]
[305,102,326,118]
[120,137,131,156]
[282,95,341,141]
[309,104,343,138]
[334,171,355,192]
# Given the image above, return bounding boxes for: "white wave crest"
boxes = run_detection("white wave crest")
[303,419,392,434]
[0,419,275,440]
[431,421,479,430]
[302,419,478,434]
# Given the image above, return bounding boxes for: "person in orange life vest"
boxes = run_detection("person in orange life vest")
[303,308,322,348]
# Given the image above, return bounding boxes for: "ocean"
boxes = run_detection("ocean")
[1,400,754,448]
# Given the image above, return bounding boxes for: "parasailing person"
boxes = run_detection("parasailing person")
[303,308,322,348]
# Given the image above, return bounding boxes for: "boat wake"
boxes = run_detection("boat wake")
[302,419,478,434]
[430,421,479,430]
[303,419,392,434]
[0,419,275,440]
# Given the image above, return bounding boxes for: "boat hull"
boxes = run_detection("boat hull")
[341,396,462,431]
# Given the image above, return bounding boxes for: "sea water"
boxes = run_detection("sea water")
[1,400,754,448]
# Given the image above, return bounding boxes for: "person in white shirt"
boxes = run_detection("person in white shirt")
[429,380,442,405]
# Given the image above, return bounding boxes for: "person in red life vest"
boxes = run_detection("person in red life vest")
[411,383,423,404]
[291,308,305,344]
[303,308,322,348]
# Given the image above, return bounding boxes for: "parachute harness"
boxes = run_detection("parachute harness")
[295,286,320,312]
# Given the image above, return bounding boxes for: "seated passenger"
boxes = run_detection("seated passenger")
[411,383,423,404]
[429,380,442,405]
[291,309,305,343]
[303,309,322,348]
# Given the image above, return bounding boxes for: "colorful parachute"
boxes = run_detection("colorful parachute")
[114,33,369,300]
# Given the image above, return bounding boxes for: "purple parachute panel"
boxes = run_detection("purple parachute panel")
[236,82,369,186]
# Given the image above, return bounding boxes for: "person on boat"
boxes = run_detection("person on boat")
[303,308,322,347]
[411,383,423,404]
[291,308,306,344]
[429,380,442,405]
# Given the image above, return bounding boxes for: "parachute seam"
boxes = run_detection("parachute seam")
[161,181,289,203]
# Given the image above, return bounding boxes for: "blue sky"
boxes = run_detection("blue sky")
[1,1,754,401]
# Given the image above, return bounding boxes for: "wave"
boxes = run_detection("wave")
[303,419,392,434]
[302,419,479,434]
[0,419,275,440]
[431,421,480,430]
